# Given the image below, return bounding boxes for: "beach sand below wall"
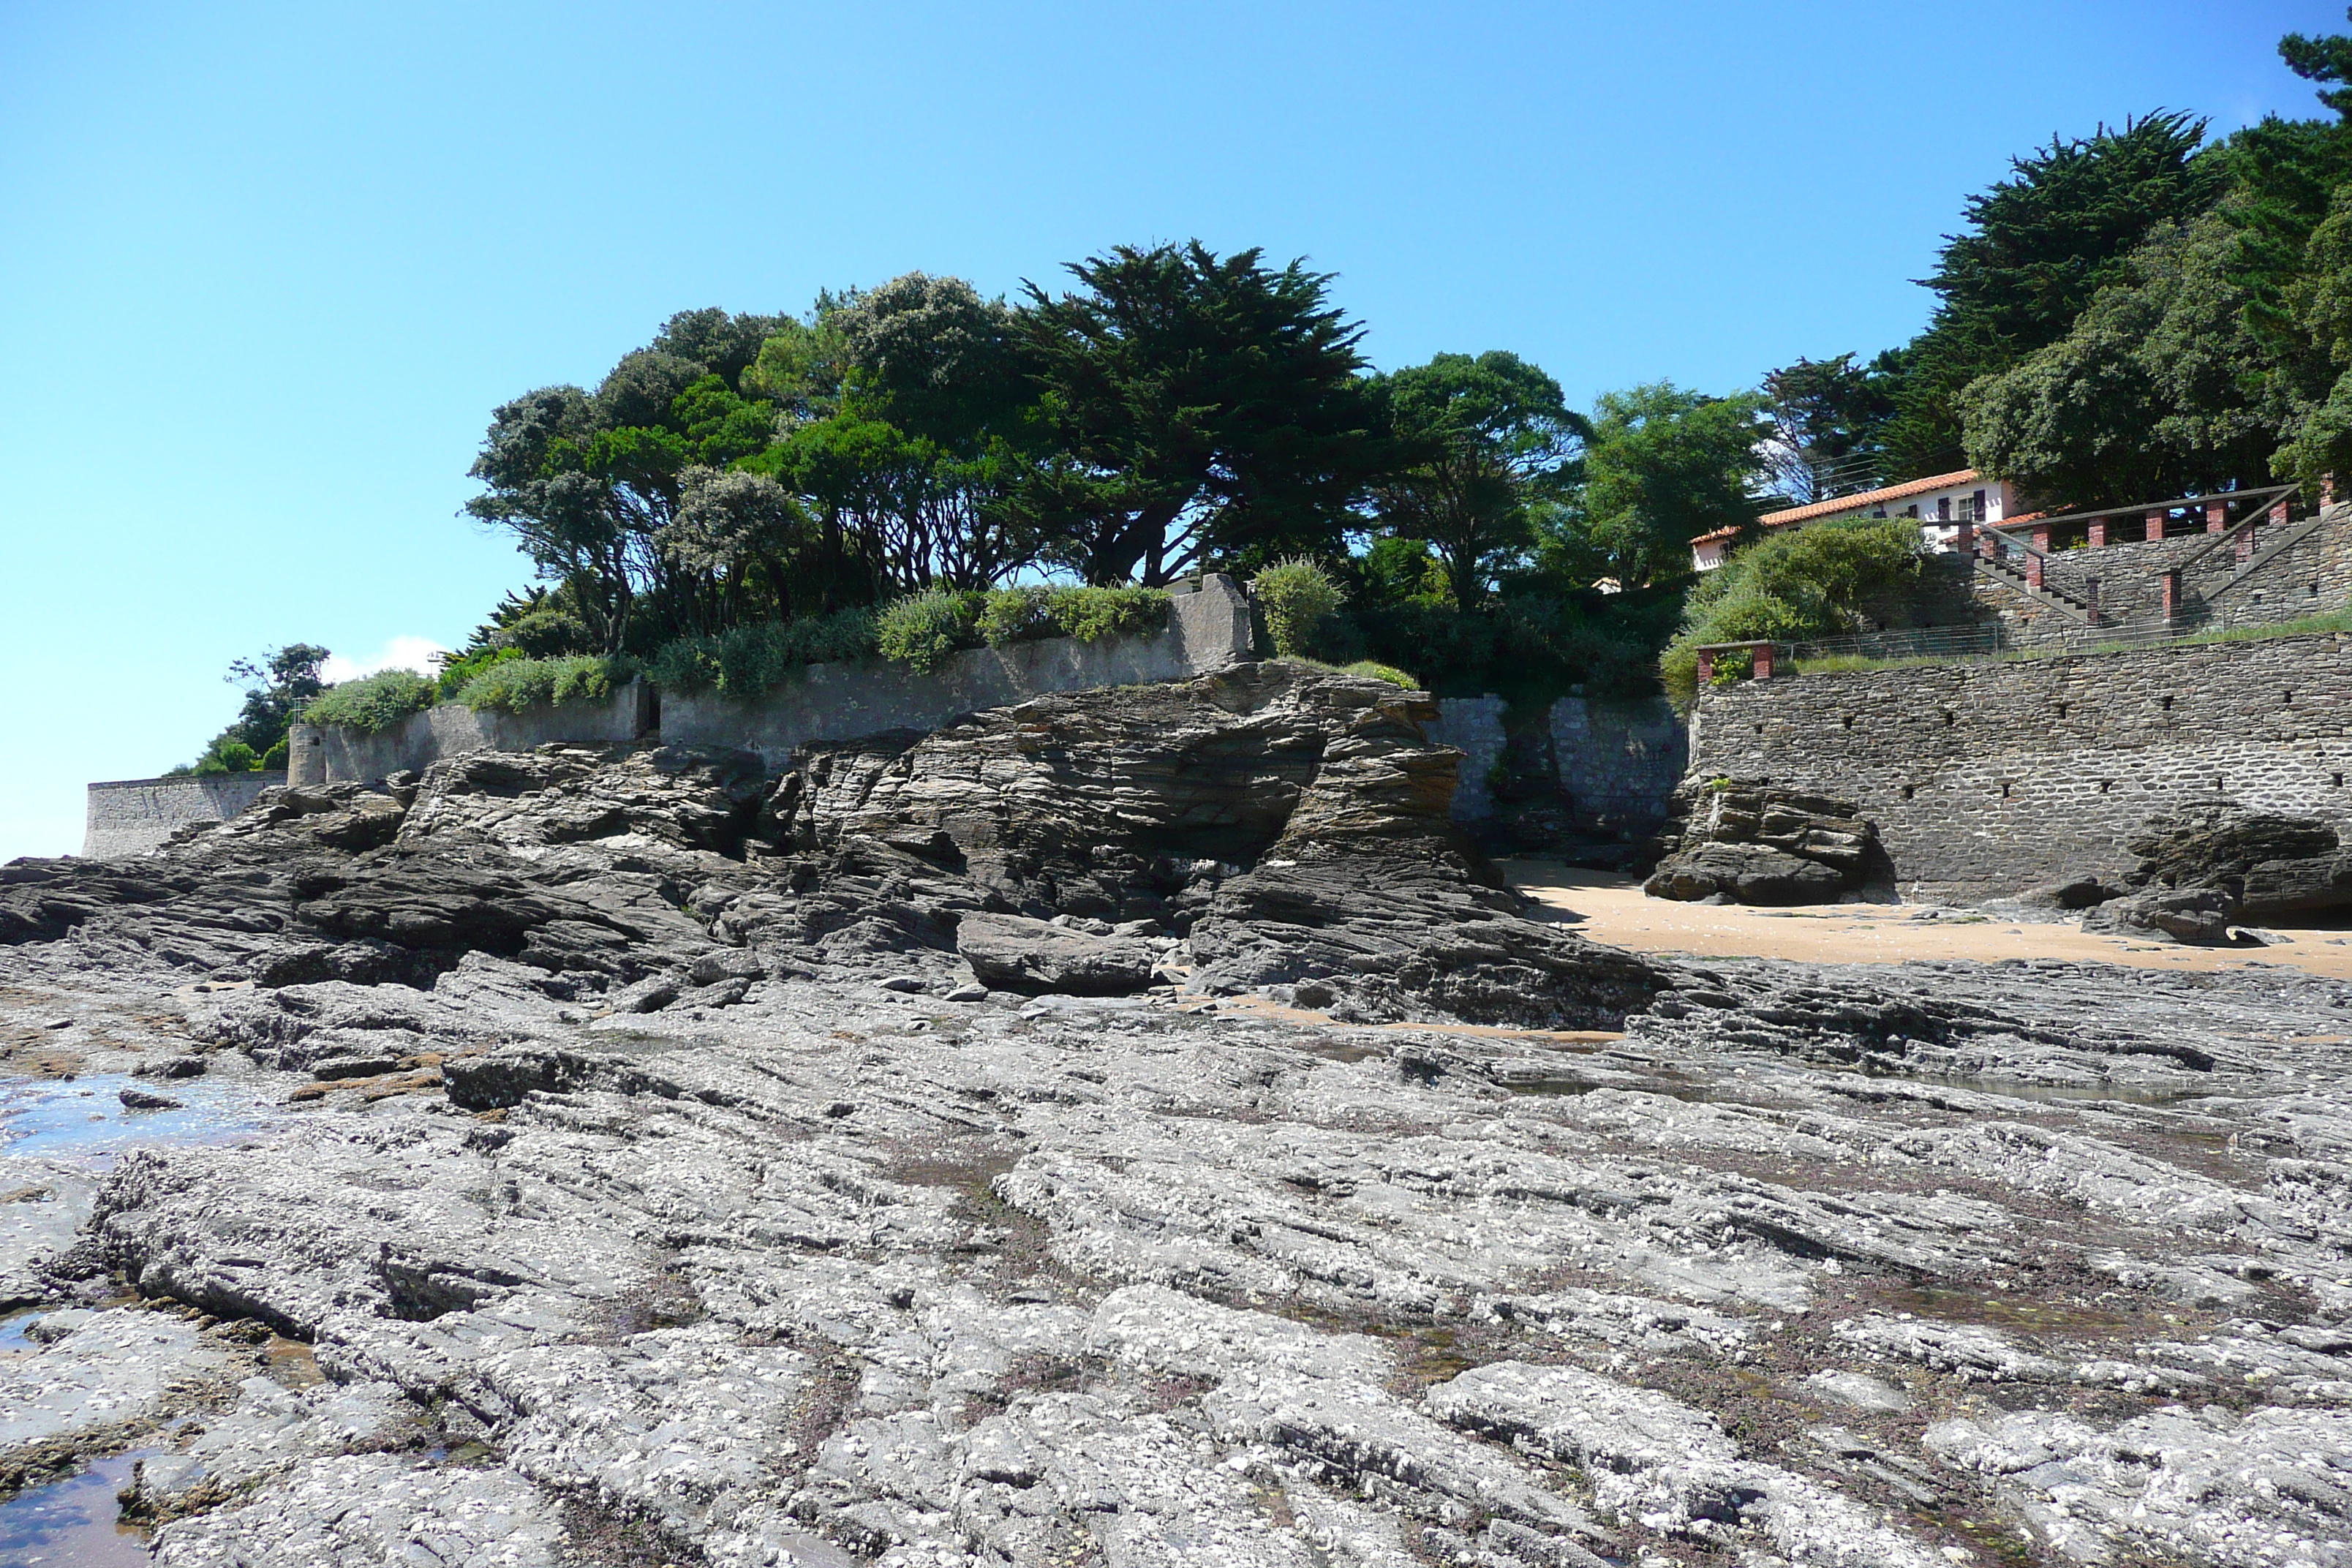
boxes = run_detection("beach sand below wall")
[1505,859,2352,982]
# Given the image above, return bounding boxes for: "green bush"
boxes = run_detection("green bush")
[453,654,636,713]
[193,739,260,775]
[436,645,526,701]
[304,669,439,734]
[645,608,879,696]
[260,738,290,771]
[976,584,1170,647]
[1253,558,1345,657]
[1661,516,1924,710]
[1341,660,1417,688]
[876,589,982,674]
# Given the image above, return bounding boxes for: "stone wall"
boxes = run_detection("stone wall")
[1550,696,1686,835]
[1427,693,1686,834]
[660,576,1255,765]
[83,772,286,859]
[1686,630,2352,902]
[291,576,1258,783]
[1424,698,1507,821]
[289,681,655,786]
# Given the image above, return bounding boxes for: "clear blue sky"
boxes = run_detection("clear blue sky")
[0,0,2329,856]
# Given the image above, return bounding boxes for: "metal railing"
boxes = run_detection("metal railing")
[1783,600,2336,668]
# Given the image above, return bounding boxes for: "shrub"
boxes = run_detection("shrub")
[1661,516,1924,710]
[645,608,880,696]
[194,739,260,775]
[260,738,290,771]
[877,589,982,674]
[1253,558,1345,657]
[436,645,526,701]
[1341,660,1417,688]
[304,669,439,734]
[977,584,1171,647]
[453,654,636,713]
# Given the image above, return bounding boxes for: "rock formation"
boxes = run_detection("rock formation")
[3,664,2351,1568]
[1642,780,1892,905]
[2081,803,2352,943]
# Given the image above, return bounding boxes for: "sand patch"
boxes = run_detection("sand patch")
[1504,860,2352,981]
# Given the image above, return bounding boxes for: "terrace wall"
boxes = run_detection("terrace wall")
[83,771,287,859]
[1686,630,2352,903]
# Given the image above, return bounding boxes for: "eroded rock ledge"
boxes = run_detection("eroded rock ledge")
[4,664,2351,1568]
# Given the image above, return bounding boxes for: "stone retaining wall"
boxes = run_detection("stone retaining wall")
[1686,630,2352,902]
[1427,693,1686,834]
[663,576,1254,766]
[83,772,286,859]
[289,576,1258,783]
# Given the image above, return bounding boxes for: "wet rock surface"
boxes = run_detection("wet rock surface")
[4,672,2352,1565]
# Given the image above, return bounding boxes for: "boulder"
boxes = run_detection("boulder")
[1643,782,1890,905]
[2124,805,2339,892]
[955,913,1160,996]
[2238,850,2352,924]
[2082,889,2239,946]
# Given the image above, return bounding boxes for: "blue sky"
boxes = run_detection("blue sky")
[0,0,2330,856]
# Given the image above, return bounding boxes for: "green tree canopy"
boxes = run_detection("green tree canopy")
[1885,112,2230,476]
[1567,382,1768,587]
[1368,350,1580,608]
[1019,242,1395,584]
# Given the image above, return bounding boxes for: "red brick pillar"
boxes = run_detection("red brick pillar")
[2146,510,2165,542]
[2088,519,2108,547]
[2085,577,2102,626]
[2027,554,2044,590]
[1695,649,1714,684]
[1953,518,1973,555]
[1752,642,1776,681]
[2273,500,2291,527]
[2206,500,2227,534]
[2325,475,2338,507]
[2032,524,2052,554]
[2161,569,2180,621]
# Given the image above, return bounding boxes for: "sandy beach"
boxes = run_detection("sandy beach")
[1504,859,2352,982]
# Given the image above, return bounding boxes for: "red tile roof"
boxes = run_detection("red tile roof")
[1689,470,1994,549]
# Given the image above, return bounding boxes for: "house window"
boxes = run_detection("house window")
[1904,504,1920,518]
[1937,497,1951,521]
[1972,489,1987,522]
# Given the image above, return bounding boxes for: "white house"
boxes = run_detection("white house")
[1691,469,2024,571]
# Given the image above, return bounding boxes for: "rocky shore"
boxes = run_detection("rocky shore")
[4,663,2349,1567]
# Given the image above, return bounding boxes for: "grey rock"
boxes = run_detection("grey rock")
[956,913,1159,996]
[2082,886,2240,945]
[117,1086,184,1110]
[1643,781,1890,905]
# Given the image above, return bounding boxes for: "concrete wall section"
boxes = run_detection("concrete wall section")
[1426,698,1506,821]
[84,772,285,859]
[662,576,1256,764]
[290,681,652,786]
[1550,696,1686,834]
[1686,632,2352,902]
[291,576,1258,783]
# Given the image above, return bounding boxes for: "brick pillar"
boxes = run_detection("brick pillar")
[2088,519,2108,547]
[2325,475,2338,507]
[1752,642,1776,681]
[1695,649,1714,684]
[1953,518,1973,555]
[2032,524,2052,554]
[2273,500,2291,527]
[2161,569,2180,621]
[2146,510,2165,542]
[2206,500,2227,533]
[2084,577,2101,627]
[2027,553,2044,590]
[2238,528,2256,564]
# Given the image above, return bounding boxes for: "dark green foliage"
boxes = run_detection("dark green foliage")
[1304,578,1687,708]
[1564,383,1768,585]
[1887,112,2231,476]
[451,655,636,714]
[1961,215,2291,505]
[304,669,439,734]
[1251,559,1346,657]
[1762,352,1904,500]
[178,644,330,773]
[1659,518,1926,709]
[643,609,880,696]
[875,589,983,674]
[1368,351,1580,607]
[436,646,527,701]
[1018,242,1398,584]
